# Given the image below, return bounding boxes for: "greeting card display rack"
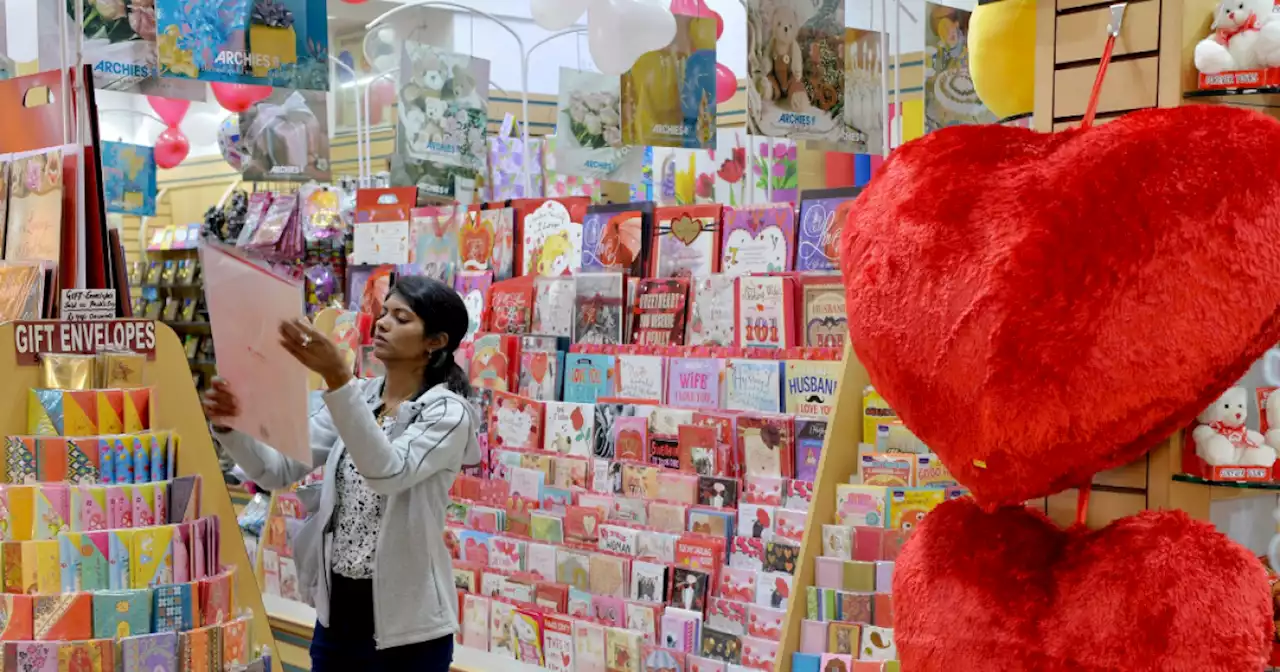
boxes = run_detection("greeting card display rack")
[0,320,278,671]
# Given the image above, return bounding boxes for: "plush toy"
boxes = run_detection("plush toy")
[764,4,809,111]
[968,0,1035,120]
[840,105,1280,670]
[1265,392,1280,450]
[1193,387,1277,466]
[1194,0,1280,73]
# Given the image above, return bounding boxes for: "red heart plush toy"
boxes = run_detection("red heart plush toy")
[841,105,1279,671]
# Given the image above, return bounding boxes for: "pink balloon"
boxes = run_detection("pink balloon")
[712,9,723,39]
[154,127,190,169]
[146,96,190,128]
[716,63,737,104]
[210,82,273,113]
[669,0,700,16]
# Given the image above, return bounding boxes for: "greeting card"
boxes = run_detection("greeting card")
[725,360,783,413]
[738,415,794,479]
[720,204,796,276]
[794,419,827,483]
[652,205,722,278]
[796,188,859,271]
[489,392,544,452]
[617,355,667,404]
[734,276,795,349]
[460,208,515,279]
[33,593,92,640]
[575,273,627,345]
[564,354,618,405]
[543,402,595,455]
[488,276,537,334]
[575,619,608,672]
[666,359,723,410]
[632,278,691,346]
[582,203,653,275]
[455,271,494,342]
[91,589,152,638]
[800,275,848,349]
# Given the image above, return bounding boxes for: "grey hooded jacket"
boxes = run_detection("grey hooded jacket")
[213,377,480,649]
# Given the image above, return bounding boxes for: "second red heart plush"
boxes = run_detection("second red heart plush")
[895,498,1272,672]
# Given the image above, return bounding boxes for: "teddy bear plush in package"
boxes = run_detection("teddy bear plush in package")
[1194,0,1280,73]
[1192,386,1279,467]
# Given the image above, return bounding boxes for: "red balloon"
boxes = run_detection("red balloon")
[146,96,190,127]
[715,63,737,104]
[210,82,273,113]
[154,127,190,169]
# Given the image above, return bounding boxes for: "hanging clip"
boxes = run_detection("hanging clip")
[1108,3,1127,37]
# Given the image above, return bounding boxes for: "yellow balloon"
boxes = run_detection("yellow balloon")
[969,0,1036,120]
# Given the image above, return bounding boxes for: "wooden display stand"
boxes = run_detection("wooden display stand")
[0,321,281,672]
[775,347,869,672]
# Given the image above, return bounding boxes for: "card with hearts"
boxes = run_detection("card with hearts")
[582,202,653,275]
[631,278,692,347]
[518,350,563,402]
[720,204,796,276]
[755,572,793,609]
[774,508,806,543]
[520,199,586,277]
[718,567,757,604]
[651,205,723,278]
[574,274,627,346]
[604,625,644,671]
[686,275,737,347]
[489,392,545,452]
[532,275,577,338]
[544,614,576,672]
[764,541,799,575]
[698,626,743,664]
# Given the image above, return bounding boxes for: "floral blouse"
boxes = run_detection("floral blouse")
[330,416,393,579]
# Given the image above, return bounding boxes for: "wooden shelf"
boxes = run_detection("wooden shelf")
[1183,88,1280,108]
[0,321,279,670]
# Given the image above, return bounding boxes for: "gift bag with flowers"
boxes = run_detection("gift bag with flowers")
[542,135,602,202]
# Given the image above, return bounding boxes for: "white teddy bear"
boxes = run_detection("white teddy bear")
[1193,387,1277,467]
[1195,0,1280,73]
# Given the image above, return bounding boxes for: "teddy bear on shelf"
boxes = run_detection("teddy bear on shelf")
[1192,386,1277,466]
[763,4,810,111]
[1262,390,1280,449]
[1194,0,1280,73]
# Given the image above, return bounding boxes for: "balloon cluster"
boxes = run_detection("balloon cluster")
[145,96,191,170]
[669,0,736,104]
[530,0,677,76]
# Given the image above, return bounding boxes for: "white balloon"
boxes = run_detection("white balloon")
[531,0,590,31]
[588,0,676,76]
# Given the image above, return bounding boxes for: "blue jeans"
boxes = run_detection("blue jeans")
[310,574,454,671]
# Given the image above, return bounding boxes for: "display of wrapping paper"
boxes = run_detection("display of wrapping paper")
[92,589,153,638]
[32,592,92,640]
[0,594,34,640]
[488,136,545,200]
[120,631,179,670]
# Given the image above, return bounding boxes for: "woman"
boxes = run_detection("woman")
[204,276,479,670]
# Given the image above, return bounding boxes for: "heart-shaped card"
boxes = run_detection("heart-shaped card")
[841,105,1280,505]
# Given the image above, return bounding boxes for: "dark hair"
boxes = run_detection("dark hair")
[387,276,472,397]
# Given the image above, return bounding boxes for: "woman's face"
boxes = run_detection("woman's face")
[372,293,431,364]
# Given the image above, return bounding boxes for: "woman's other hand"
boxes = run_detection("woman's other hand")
[203,377,240,430]
[279,318,353,390]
